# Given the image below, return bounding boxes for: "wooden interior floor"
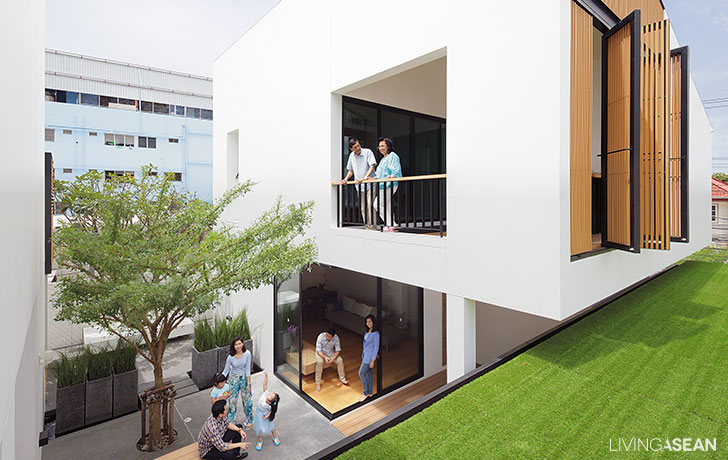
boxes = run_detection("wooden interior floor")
[281,317,420,414]
[592,232,602,250]
[332,370,447,436]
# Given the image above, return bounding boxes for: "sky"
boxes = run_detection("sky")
[47,1,728,171]
[45,0,280,77]
[663,0,728,172]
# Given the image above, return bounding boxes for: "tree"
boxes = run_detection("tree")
[713,172,728,184]
[52,167,316,449]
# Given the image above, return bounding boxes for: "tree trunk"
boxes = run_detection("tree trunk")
[148,347,164,449]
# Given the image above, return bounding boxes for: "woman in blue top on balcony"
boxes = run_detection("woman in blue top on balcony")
[223,337,254,429]
[358,314,380,402]
[374,137,402,232]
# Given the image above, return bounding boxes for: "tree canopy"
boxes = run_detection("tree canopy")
[53,167,317,372]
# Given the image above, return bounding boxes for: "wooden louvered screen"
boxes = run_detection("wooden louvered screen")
[603,11,641,252]
[570,2,593,256]
[603,0,665,25]
[669,46,689,241]
[640,19,670,250]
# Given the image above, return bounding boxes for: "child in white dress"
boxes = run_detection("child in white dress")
[253,370,280,451]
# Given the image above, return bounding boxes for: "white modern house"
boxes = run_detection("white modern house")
[213,0,711,419]
[0,1,46,458]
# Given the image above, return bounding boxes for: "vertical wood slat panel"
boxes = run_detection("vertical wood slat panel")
[669,53,682,238]
[606,24,632,247]
[603,0,665,25]
[570,3,593,256]
[640,19,670,250]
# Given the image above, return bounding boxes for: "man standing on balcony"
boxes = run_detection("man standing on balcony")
[315,327,349,391]
[341,138,377,229]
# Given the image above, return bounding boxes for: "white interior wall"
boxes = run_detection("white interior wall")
[475,301,559,365]
[0,1,45,458]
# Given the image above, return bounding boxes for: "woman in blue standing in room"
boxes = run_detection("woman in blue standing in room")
[223,337,253,429]
[373,136,402,232]
[358,314,380,402]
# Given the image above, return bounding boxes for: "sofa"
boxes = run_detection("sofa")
[324,296,408,351]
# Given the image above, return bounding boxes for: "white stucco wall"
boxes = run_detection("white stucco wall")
[214,0,712,329]
[0,1,45,458]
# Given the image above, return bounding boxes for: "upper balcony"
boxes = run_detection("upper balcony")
[333,174,446,237]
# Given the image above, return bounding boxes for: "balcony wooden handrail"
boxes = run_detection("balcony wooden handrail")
[330,173,446,186]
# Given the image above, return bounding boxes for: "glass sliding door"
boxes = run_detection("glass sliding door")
[275,275,301,387]
[380,279,422,390]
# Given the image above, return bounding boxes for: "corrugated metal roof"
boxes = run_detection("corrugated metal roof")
[45,49,212,108]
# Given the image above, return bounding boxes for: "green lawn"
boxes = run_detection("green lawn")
[338,261,728,459]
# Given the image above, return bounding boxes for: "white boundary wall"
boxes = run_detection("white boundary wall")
[0,1,46,458]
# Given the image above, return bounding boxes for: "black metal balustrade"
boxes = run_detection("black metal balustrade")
[333,174,446,237]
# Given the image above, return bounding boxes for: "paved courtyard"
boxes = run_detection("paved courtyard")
[41,371,343,460]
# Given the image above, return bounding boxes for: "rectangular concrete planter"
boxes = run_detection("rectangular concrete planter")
[217,346,230,374]
[112,369,139,417]
[191,346,217,390]
[85,374,112,425]
[56,382,85,435]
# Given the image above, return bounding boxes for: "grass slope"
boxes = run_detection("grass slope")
[338,262,728,459]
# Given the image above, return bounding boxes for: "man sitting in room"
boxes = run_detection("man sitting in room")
[315,327,349,391]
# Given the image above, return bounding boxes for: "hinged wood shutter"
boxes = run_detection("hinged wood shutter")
[570,2,593,256]
[640,19,670,250]
[669,46,689,242]
[602,10,641,252]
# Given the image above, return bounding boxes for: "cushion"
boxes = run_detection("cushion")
[350,302,365,317]
[342,296,355,312]
[360,304,374,318]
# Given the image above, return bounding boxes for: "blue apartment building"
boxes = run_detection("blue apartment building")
[44,49,213,202]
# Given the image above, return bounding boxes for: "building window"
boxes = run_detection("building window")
[100,96,118,107]
[153,103,170,114]
[148,170,158,176]
[63,129,72,135]
[104,170,134,181]
[186,107,200,118]
[114,134,125,146]
[66,91,79,104]
[165,172,182,182]
[124,135,134,147]
[118,98,137,110]
[80,93,98,106]
[89,131,98,136]
[139,136,156,149]
[201,109,213,120]
[104,133,115,145]
[141,101,153,113]
[174,105,185,116]
[168,138,179,143]
[712,204,718,223]
[45,89,56,101]
[45,129,55,142]
[63,168,73,174]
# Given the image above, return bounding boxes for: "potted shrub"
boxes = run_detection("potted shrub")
[191,319,217,390]
[111,339,139,417]
[215,315,234,373]
[51,352,86,435]
[84,346,113,424]
[230,308,254,360]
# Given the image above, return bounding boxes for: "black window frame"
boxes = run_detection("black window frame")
[670,46,690,243]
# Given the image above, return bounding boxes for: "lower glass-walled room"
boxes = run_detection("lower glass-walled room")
[274,264,423,418]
